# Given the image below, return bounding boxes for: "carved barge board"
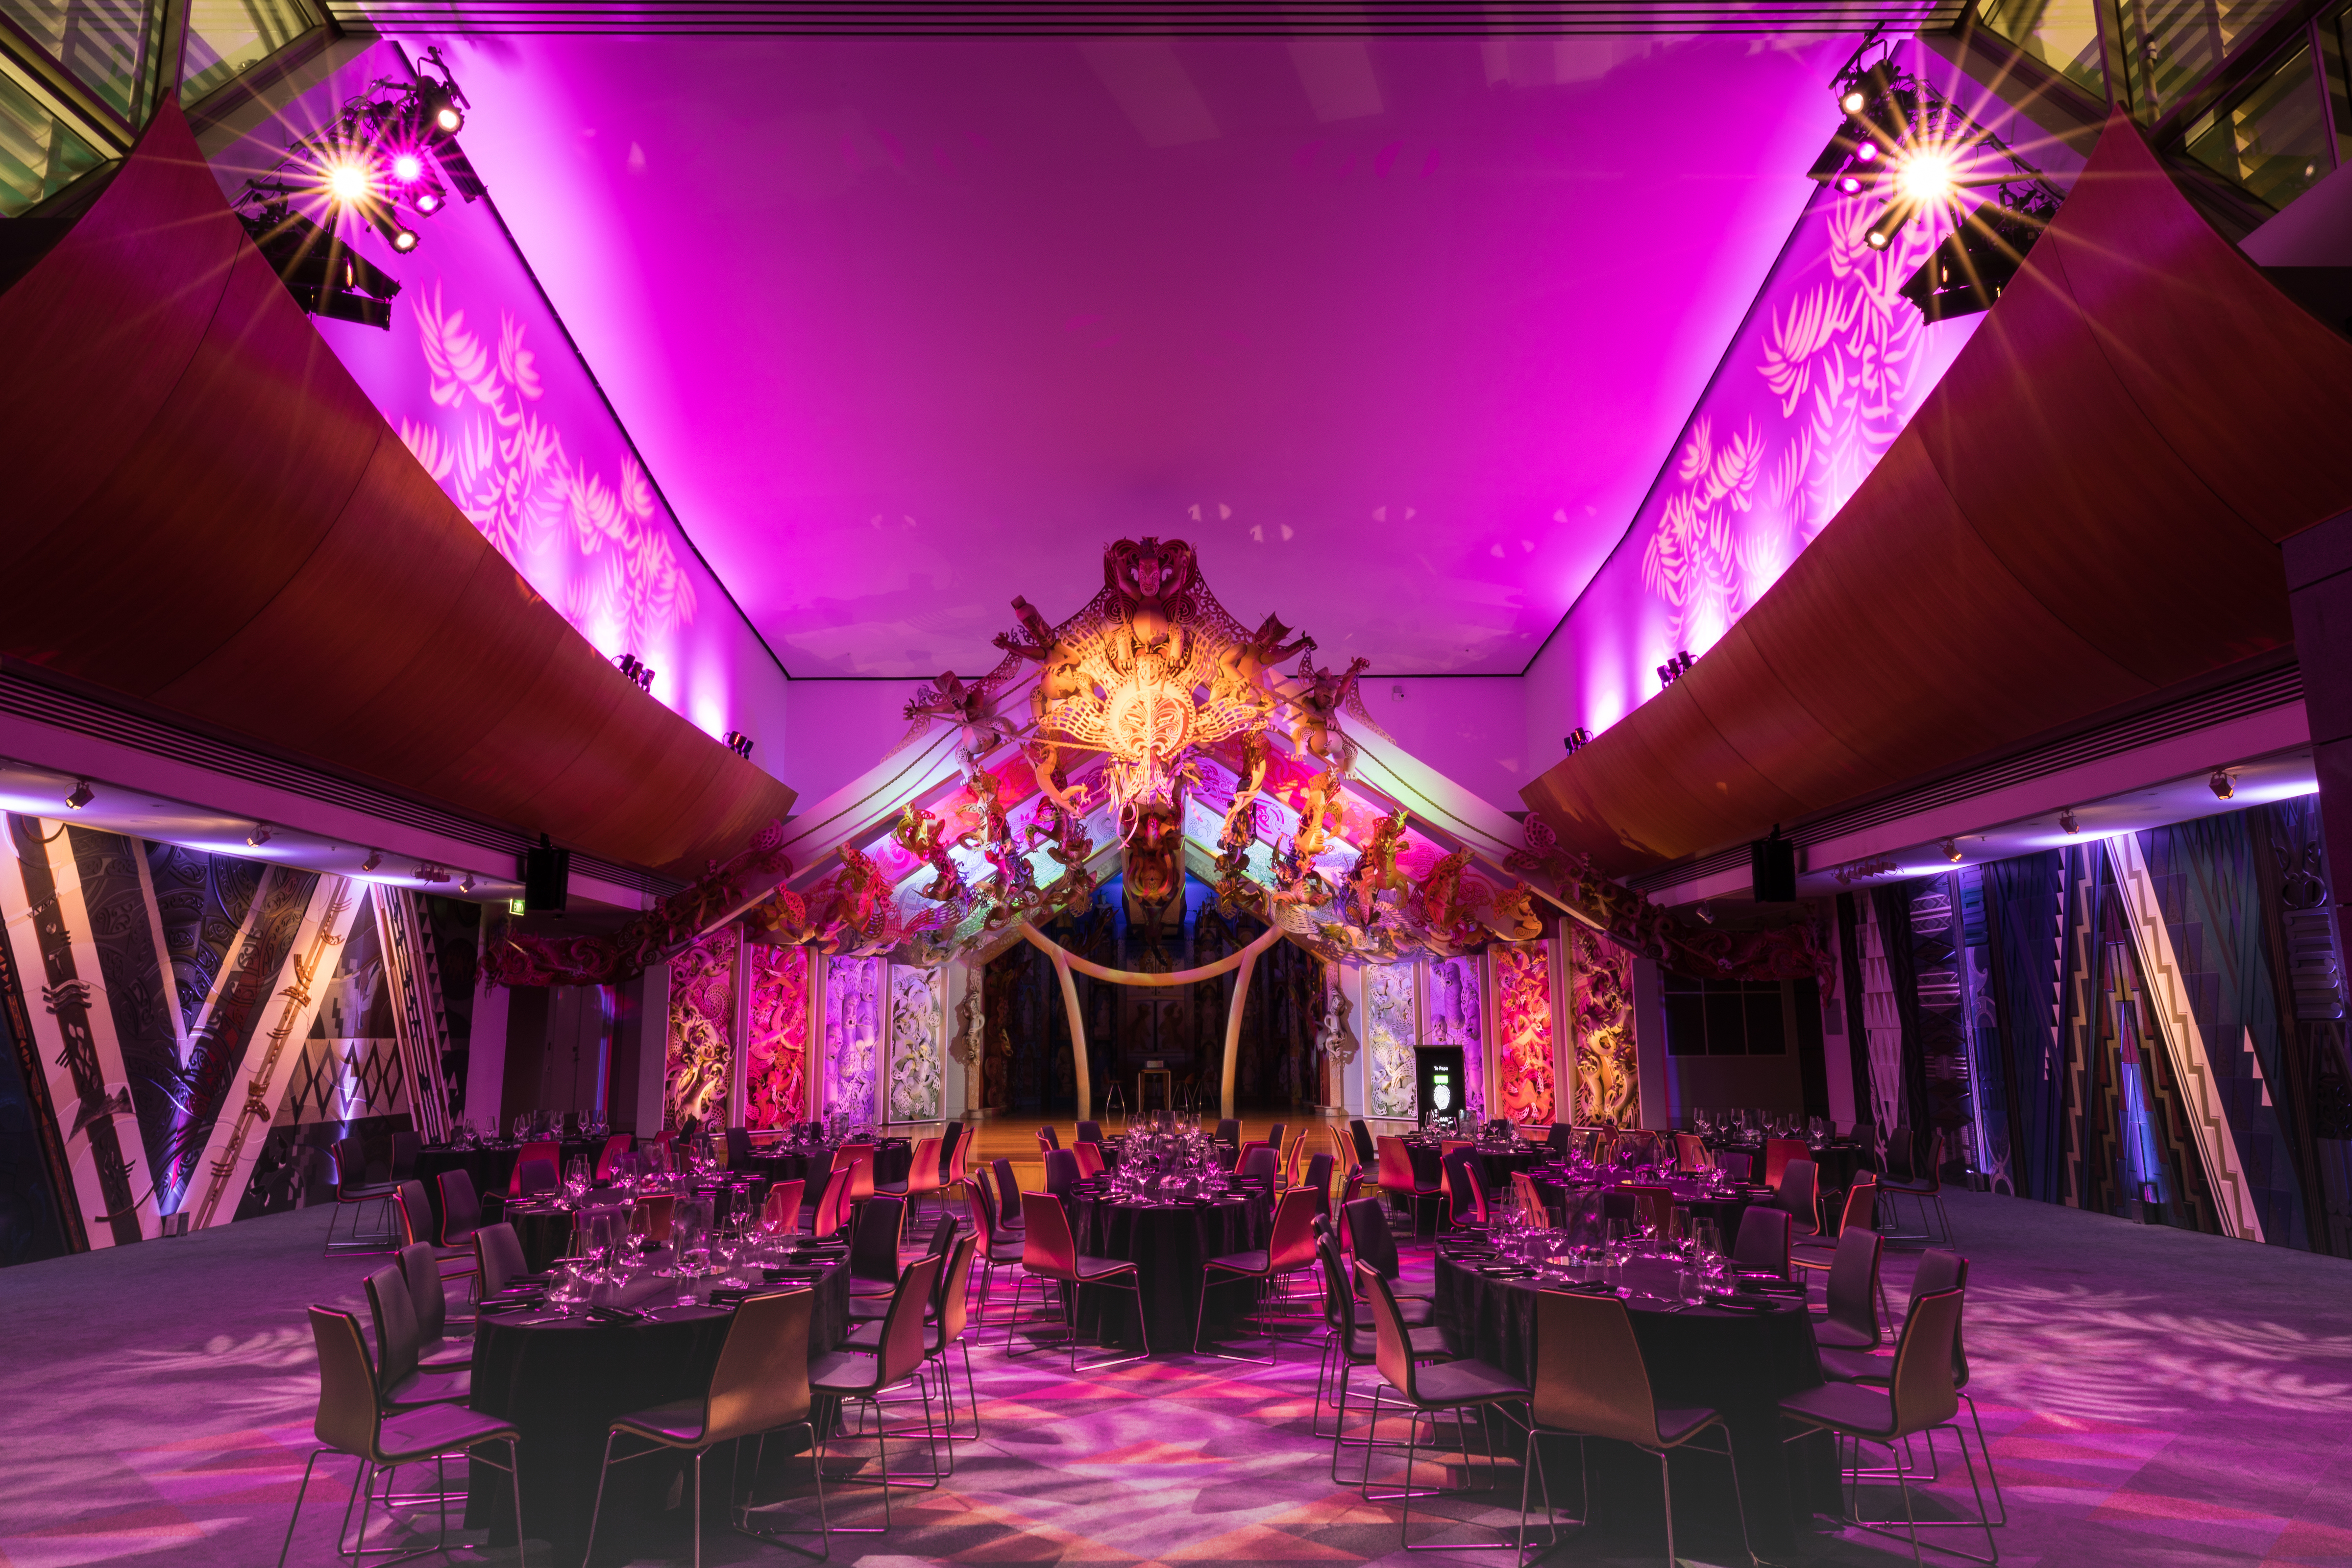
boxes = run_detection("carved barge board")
[187,874,363,1229]
[0,814,160,1245]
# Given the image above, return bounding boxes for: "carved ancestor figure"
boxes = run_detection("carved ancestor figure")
[893,805,965,903]
[902,669,1021,776]
[1213,613,1315,716]
[1286,769,1343,861]
[1346,808,1413,926]
[1218,730,1271,853]
[1283,652,1370,765]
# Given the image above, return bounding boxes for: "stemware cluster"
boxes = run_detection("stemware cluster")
[1690,1109,1830,1142]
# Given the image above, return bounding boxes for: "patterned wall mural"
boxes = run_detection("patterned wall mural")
[1558,182,1980,737]
[1364,963,1417,1120]
[886,964,946,1123]
[824,954,888,1125]
[1422,955,1485,1117]
[1492,941,1555,1127]
[743,942,809,1129]
[665,926,737,1130]
[1568,927,1639,1127]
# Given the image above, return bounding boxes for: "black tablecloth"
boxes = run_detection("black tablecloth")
[1432,1252,1832,1551]
[1471,1145,1543,1193]
[1066,1187,1269,1351]
[504,1180,767,1272]
[743,1141,913,1199]
[414,1141,597,1234]
[466,1261,850,1562]
[1706,1138,1873,1193]
[1528,1172,1760,1244]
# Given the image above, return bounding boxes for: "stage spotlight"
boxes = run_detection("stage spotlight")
[361,849,383,872]
[419,83,464,137]
[2058,808,2079,836]
[1863,201,1908,250]
[2210,769,2235,800]
[323,158,373,205]
[1695,902,1715,925]
[390,152,424,183]
[1941,837,1963,862]
[1895,150,1956,204]
[241,206,401,329]
[247,824,272,847]
[1899,191,2058,322]
[410,181,446,216]
[65,779,93,811]
[390,226,418,253]
[1840,85,1867,116]
[460,873,476,893]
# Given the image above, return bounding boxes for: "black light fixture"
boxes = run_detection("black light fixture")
[1694,901,1716,925]
[523,833,570,913]
[238,204,401,329]
[723,730,756,760]
[360,849,383,872]
[1940,837,1963,862]
[246,824,272,847]
[64,779,94,811]
[2210,768,2235,800]
[2058,808,2080,836]
[1899,189,2058,322]
[616,653,657,692]
[1751,825,1797,902]
[1656,650,1695,689]
[1562,727,1593,755]
[459,873,476,893]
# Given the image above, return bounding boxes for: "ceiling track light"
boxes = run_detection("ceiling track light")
[65,779,94,811]
[2210,768,2235,800]
[246,824,272,847]
[1940,837,1963,863]
[460,873,476,893]
[1562,727,1593,755]
[2058,808,2079,836]
[360,849,383,873]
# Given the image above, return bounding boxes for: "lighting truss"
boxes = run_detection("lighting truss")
[1811,30,2069,320]
[231,49,484,329]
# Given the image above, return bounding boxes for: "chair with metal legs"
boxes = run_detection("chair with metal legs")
[1731,1204,1792,1279]
[1195,1186,1320,1361]
[581,1287,829,1567]
[395,1244,472,1371]
[966,1184,1028,1329]
[989,1158,1026,1241]
[278,1306,526,1568]
[1375,1136,1446,1239]
[324,1136,398,1256]
[809,1253,949,1533]
[362,1264,469,1413]
[1778,1287,1997,1566]
[761,1179,807,1233]
[849,1231,983,1450]
[1808,1223,1887,1351]
[1514,1289,1752,1566]
[1879,1127,1955,1246]
[1311,1234,1448,1476]
[1819,1250,2005,1529]
[1007,1190,1149,1370]
[1354,1264,1530,1552]
[1337,1198,1436,1324]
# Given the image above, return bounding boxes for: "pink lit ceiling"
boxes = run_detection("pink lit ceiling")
[416,33,1858,675]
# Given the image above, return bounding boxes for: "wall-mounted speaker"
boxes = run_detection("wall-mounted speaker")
[1751,826,1797,903]
[523,834,570,912]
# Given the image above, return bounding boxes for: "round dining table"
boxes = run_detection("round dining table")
[1706,1136,1875,1193]
[464,1259,851,1564]
[1526,1167,1763,1243]
[1432,1249,1834,1554]
[413,1139,598,1234]
[1065,1184,1271,1351]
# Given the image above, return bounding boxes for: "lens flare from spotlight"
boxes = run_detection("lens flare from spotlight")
[1854,142,1878,162]
[391,152,424,182]
[1895,151,1956,203]
[325,160,372,204]
[415,191,441,213]
[435,104,463,134]
[391,227,419,252]
[1841,88,1867,114]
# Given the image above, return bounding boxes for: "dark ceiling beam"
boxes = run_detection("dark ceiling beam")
[0,98,795,882]
[1521,107,2352,877]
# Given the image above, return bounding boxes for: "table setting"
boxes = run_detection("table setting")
[1697,1108,1875,1191]
[1062,1123,1273,1348]
[465,1191,853,1561]
[1429,1190,1832,1551]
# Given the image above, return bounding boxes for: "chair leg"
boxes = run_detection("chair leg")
[581,1429,619,1568]
[276,1449,321,1568]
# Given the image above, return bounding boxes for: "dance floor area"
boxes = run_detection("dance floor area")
[3,1187,2351,1568]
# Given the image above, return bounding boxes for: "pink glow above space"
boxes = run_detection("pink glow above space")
[391,33,1863,676]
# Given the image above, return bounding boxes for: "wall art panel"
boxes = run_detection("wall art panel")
[1493,941,1555,1127]
[1567,927,1638,1127]
[1365,963,1417,1121]
[665,925,737,1131]
[743,943,809,1129]
[886,964,945,1123]
[824,955,888,1126]
[1422,955,1485,1117]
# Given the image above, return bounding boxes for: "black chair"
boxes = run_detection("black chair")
[1299,1151,1335,1224]
[812,1254,952,1530]
[990,1158,1026,1238]
[324,1136,398,1256]
[435,1167,484,1249]
[1075,1119,1103,1144]
[1880,1126,1955,1246]
[1348,1118,1377,1171]
[1214,1118,1241,1149]
[1037,1124,1060,1151]
[1042,1148,1081,1203]
[584,1287,829,1567]
[938,1120,963,1180]
[1338,1198,1435,1323]
[1311,1233,1447,1475]
[396,1243,473,1370]
[362,1264,470,1413]
[1355,1264,1529,1548]
[1544,1123,1574,1158]
[1733,1205,1792,1279]
[389,1129,420,1180]
[847,1194,907,1299]
[725,1126,752,1168]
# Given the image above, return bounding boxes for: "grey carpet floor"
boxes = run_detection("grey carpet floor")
[2,1188,2350,1566]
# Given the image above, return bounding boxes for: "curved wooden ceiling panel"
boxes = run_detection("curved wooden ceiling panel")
[1524,109,2347,876]
[0,102,794,881]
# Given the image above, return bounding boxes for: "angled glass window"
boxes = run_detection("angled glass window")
[2184,41,2332,208]
[2116,0,2298,117]
[1977,0,2112,97]
[0,0,161,126]
[0,64,105,214]
[182,0,318,103]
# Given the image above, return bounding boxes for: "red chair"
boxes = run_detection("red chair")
[879,1136,944,1221]
[761,1178,807,1233]
[1036,1126,1060,1153]
[966,1186,1028,1328]
[1762,1136,1809,1192]
[806,1172,852,1242]
[833,1145,877,1207]
[1673,1132,1711,1173]
[1196,1187,1321,1360]
[1375,1136,1445,1239]
[1008,1190,1148,1370]
[1072,1141,1104,1180]
[593,1132,633,1181]
[631,1193,675,1244]
[508,1140,560,1198]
